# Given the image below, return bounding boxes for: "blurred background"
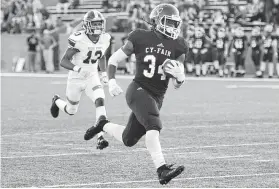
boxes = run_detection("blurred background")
[1,0,279,77]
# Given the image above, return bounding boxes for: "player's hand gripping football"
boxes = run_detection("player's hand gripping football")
[164,60,185,82]
[100,72,108,85]
[108,79,123,97]
[78,68,91,79]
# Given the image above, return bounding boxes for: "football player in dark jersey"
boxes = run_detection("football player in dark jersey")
[249,26,263,78]
[193,26,211,76]
[228,26,248,77]
[185,24,195,74]
[83,4,187,185]
[214,27,229,77]
[274,27,279,78]
[260,24,276,78]
[209,24,219,74]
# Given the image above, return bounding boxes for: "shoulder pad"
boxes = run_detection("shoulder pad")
[68,30,85,48]
[101,32,111,42]
[127,29,147,44]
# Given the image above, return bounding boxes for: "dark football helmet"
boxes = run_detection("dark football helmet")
[149,4,182,40]
[83,10,105,35]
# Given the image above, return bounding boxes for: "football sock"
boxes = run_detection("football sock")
[224,68,229,75]
[187,63,193,72]
[260,62,266,72]
[55,99,67,113]
[219,69,224,77]
[95,105,107,138]
[195,65,201,76]
[96,106,107,120]
[276,63,279,76]
[202,64,207,75]
[214,61,219,70]
[103,123,125,143]
[145,130,166,169]
[268,63,274,77]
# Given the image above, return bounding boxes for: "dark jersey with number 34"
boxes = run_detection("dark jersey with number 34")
[127,29,188,97]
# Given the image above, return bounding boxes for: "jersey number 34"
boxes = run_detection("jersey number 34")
[143,55,166,80]
[83,50,102,64]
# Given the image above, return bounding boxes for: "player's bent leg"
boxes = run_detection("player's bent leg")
[268,62,274,78]
[122,113,146,147]
[276,63,279,78]
[85,78,109,149]
[63,97,79,115]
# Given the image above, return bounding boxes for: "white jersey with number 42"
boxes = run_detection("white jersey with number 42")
[68,30,111,78]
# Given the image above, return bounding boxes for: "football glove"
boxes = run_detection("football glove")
[108,79,123,97]
[164,60,185,82]
[100,72,108,85]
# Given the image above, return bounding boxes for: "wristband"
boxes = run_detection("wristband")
[73,65,81,72]
[101,72,107,77]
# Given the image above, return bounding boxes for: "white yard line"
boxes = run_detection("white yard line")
[206,155,252,159]
[42,173,279,187]
[2,122,279,137]
[1,73,279,82]
[2,142,278,159]
[226,85,279,89]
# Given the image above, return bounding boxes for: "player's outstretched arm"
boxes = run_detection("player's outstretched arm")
[107,40,134,96]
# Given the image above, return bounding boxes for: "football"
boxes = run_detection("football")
[162,59,176,78]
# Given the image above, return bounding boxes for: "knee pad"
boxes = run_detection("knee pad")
[65,104,78,115]
[122,135,140,147]
[145,113,162,131]
[95,98,105,107]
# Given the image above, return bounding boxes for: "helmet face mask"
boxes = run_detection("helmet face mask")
[252,27,261,36]
[217,28,225,38]
[194,27,204,38]
[150,4,182,40]
[83,10,105,35]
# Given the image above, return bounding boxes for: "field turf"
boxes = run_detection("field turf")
[1,73,279,188]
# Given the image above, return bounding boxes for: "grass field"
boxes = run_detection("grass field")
[1,73,279,188]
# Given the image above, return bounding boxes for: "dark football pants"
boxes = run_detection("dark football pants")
[211,47,218,62]
[234,52,245,70]
[193,51,207,65]
[185,49,193,63]
[263,51,273,62]
[217,50,226,65]
[251,50,261,67]
[122,81,163,147]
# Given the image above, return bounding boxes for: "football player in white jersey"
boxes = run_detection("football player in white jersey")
[50,10,110,150]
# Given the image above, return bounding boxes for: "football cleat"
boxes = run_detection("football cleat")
[96,136,109,150]
[50,94,60,118]
[157,164,185,185]
[84,115,109,140]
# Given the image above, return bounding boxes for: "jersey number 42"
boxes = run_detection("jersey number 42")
[83,50,102,64]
